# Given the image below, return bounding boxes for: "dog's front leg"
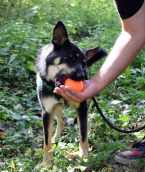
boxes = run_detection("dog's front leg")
[42,111,53,165]
[77,101,88,156]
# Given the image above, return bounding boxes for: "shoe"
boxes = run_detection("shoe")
[115,137,145,165]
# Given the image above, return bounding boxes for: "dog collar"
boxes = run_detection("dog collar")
[40,77,54,91]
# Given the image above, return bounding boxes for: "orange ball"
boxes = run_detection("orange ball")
[64,78,83,92]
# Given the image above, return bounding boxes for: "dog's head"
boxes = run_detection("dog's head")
[40,21,107,87]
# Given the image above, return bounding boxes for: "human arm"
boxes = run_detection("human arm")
[54,1,145,103]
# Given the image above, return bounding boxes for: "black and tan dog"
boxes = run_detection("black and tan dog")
[35,21,107,165]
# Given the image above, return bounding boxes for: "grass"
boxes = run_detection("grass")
[0,0,145,171]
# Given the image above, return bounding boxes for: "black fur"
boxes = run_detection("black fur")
[42,111,50,145]
[77,101,88,142]
[84,47,107,67]
[35,21,107,165]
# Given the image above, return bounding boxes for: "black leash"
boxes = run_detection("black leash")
[92,97,145,133]
[40,75,145,133]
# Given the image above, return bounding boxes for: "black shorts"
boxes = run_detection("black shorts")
[114,0,144,19]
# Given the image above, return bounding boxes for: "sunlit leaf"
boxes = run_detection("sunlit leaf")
[27,61,36,72]
[8,54,17,64]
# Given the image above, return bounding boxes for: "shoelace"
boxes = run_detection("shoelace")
[132,136,145,149]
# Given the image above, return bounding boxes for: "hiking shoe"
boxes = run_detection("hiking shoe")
[115,137,145,165]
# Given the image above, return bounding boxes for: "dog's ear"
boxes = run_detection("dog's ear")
[83,47,107,67]
[52,21,69,48]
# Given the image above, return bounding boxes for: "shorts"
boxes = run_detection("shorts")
[114,0,144,19]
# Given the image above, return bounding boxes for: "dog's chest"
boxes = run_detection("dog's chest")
[41,95,80,113]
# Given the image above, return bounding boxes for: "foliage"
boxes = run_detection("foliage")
[0,0,145,171]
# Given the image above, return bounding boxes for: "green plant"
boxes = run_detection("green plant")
[0,0,145,171]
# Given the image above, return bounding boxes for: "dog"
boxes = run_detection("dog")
[35,21,107,165]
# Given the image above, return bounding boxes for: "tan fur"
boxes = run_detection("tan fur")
[41,97,60,113]
[42,99,64,165]
[48,64,69,81]
[53,106,64,138]
[76,53,79,57]
[42,96,85,165]
[43,114,53,165]
[66,99,80,110]
[77,115,88,156]
[54,57,60,65]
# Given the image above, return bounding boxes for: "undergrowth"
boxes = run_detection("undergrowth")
[0,0,145,171]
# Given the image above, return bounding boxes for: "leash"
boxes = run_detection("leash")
[92,96,145,133]
[39,76,145,133]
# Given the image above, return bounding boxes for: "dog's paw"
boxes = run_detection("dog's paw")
[42,160,53,166]
[43,151,53,166]
[78,147,88,158]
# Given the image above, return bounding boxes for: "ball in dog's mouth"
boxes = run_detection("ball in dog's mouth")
[64,78,83,92]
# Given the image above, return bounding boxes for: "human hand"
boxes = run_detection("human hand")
[53,79,98,103]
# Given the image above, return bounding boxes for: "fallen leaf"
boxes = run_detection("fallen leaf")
[112,164,119,169]
[110,92,115,96]
[83,167,90,172]
[0,124,10,131]
[110,100,122,105]
[0,132,6,138]
[66,118,74,125]
[0,162,6,168]
[108,167,113,172]
[65,152,79,159]
[136,85,143,90]
[10,121,17,128]
[137,115,144,121]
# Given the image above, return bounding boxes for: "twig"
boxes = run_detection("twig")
[5,1,10,20]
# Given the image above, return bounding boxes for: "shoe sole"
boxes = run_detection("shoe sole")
[115,155,145,166]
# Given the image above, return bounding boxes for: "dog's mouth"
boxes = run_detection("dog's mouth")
[55,70,85,87]
[55,74,68,87]
[61,74,68,85]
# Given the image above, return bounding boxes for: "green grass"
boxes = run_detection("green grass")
[0,0,145,171]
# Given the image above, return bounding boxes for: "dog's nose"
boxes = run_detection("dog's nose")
[76,73,85,81]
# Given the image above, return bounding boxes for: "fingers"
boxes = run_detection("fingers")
[53,86,84,103]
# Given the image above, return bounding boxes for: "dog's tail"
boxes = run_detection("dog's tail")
[83,47,107,68]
